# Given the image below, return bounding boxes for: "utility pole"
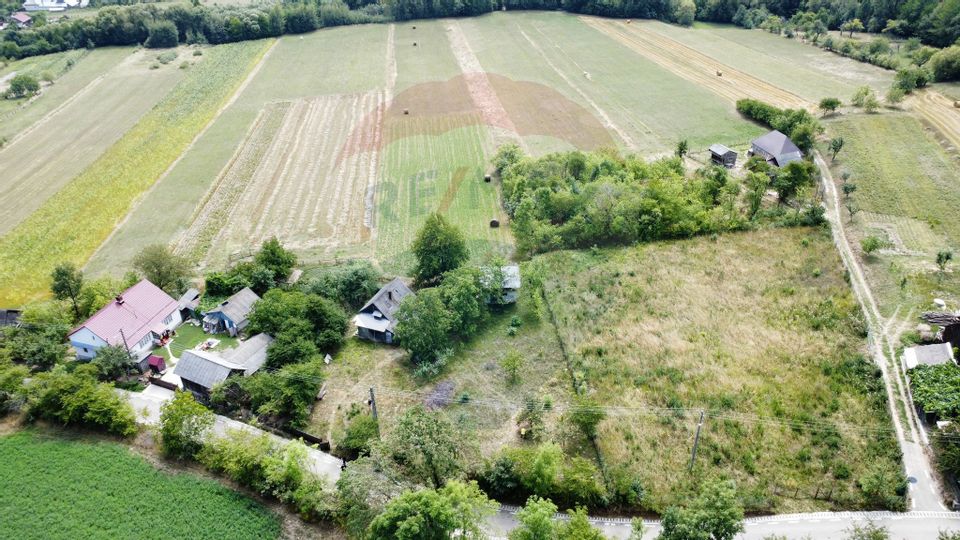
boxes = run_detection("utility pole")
[118,329,131,356]
[688,410,705,472]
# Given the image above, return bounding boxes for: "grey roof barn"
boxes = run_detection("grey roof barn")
[174,333,274,400]
[354,278,414,344]
[203,287,260,336]
[749,130,802,167]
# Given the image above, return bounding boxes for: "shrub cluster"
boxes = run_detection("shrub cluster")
[909,363,960,418]
[24,365,138,436]
[205,237,296,297]
[735,99,821,152]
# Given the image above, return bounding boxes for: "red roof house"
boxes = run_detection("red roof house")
[68,279,183,367]
[10,12,32,27]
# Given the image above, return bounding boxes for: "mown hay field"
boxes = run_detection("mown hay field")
[536,228,900,513]
[0,47,132,140]
[0,48,186,236]
[0,40,272,305]
[85,24,389,276]
[0,430,280,540]
[648,21,893,100]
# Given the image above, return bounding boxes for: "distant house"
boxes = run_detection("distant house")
[904,342,955,370]
[68,280,182,370]
[748,130,802,167]
[174,333,273,401]
[177,288,201,320]
[202,287,259,337]
[0,309,22,328]
[22,0,88,12]
[10,11,31,27]
[354,278,413,344]
[709,144,737,168]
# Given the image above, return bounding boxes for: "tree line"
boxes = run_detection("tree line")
[3,0,955,62]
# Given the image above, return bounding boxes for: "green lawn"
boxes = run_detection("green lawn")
[152,323,239,362]
[536,228,900,513]
[0,430,280,540]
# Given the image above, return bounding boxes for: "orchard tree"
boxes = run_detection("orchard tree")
[91,345,132,381]
[412,213,468,286]
[937,250,953,280]
[841,18,865,37]
[368,481,498,540]
[861,236,883,255]
[675,139,689,158]
[829,136,845,161]
[51,262,84,320]
[819,97,841,116]
[7,74,40,98]
[159,390,214,459]
[133,244,192,295]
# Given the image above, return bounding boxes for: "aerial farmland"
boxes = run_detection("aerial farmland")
[3,4,960,538]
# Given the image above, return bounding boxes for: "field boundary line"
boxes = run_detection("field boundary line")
[518,25,638,151]
[85,39,278,271]
[0,50,137,155]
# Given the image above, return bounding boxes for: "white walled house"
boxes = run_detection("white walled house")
[68,279,182,370]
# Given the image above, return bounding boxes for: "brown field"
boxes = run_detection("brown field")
[912,89,960,154]
[584,17,810,110]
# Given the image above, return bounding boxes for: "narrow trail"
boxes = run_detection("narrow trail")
[816,151,946,511]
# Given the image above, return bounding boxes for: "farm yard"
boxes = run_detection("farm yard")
[0,430,281,540]
[538,228,901,512]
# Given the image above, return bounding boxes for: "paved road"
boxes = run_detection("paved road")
[817,152,946,511]
[124,387,343,482]
[487,509,960,539]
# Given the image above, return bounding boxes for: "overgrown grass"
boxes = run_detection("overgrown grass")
[0,430,280,539]
[0,39,273,305]
[535,227,901,513]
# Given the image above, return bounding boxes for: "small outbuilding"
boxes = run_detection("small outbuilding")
[904,342,955,370]
[481,265,521,304]
[709,144,737,168]
[749,130,802,167]
[10,12,32,27]
[202,287,260,337]
[177,288,201,320]
[174,333,273,401]
[354,278,413,344]
[0,309,21,328]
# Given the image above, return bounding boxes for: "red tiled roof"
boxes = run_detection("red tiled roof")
[11,12,31,23]
[70,279,177,348]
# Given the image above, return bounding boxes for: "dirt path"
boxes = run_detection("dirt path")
[912,89,960,154]
[518,26,639,151]
[816,151,946,511]
[583,17,809,110]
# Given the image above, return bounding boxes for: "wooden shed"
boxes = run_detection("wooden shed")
[709,144,737,168]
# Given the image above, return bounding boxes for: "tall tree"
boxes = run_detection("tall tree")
[412,213,469,286]
[387,405,471,488]
[367,481,498,540]
[159,390,214,459]
[91,345,133,381]
[51,263,84,321]
[659,479,744,540]
[394,289,453,368]
[133,244,192,295]
[255,237,297,284]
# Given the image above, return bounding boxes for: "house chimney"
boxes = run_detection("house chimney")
[387,290,393,301]
[115,295,124,305]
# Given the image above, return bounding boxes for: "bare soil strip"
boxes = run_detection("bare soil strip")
[445,20,525,150]
[584,17,809,110]
[912,90,960,155]
[518,26,638,151]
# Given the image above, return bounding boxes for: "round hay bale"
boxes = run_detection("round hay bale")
[954,100,960,109]
[413,42,418,47]
[404,108,409,115]
[490,219,500,228]
[412,25,416,29]
[484,174,492,182]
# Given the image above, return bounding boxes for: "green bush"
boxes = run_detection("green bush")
[156,50,178,64]
[480,443,607,509]
[928,46,960,82]
[25,366,137,436]
[145,20,179,48]
[5,73,40,99]
[336,408,379,459]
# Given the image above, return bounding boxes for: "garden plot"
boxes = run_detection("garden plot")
[181,91,386,269]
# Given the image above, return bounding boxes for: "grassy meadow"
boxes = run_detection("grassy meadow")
[0,430,280,540]
[0,40,272,305]
[536,228,900,513]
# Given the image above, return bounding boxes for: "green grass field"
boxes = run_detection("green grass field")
[644,22,893,100]
[0,430,280,540]
[0,40,272,305]
[536,228,900,513]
